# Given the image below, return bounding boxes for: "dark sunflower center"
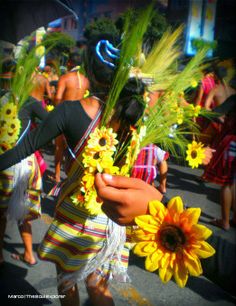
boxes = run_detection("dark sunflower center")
[191,150,197,159]
[93,152,100,160]
[99,137,107,146]
[11,124,16,129]
[159,224,186,252]
[6,109,11,115]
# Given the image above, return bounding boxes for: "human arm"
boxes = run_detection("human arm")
[195,85,203,106]
[54,76,66,106]
[0,103,67,170]
[204,87,216,110]
[94,173,163,226]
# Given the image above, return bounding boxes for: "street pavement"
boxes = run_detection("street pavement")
[1,148,236,306]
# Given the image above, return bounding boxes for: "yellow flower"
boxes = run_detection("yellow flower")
[86,126,118,153]
[188,104,201,118]
[83,90,90,98]
[176,108,184,125]
[0,103,17,120]
[81,171,95,190]
[186,141,205,169]
[84,188,103,215]
[132,197,215,288]
[46,105,54,112]
[0,142,11,154]
[191,79,198,88]
[82,150,114,173]
[4,118,21,134]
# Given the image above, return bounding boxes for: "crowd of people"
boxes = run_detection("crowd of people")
[0,14,235,306]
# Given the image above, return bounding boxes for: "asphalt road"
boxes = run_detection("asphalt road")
[1,148,235,306]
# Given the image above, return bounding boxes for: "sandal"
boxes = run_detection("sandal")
[11,253,38,267]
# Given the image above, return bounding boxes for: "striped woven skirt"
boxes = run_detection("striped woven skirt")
[38,197,130,285]
[0,154,42,221]
[203,135,236,185]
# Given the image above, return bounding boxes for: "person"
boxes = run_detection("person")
[52,57,90,183]
[0,37,158,306]
[202,94,236,230]
[131,143,169,194]
[199,66,236,146]
[0,62,49,267]
[94,146,216,226]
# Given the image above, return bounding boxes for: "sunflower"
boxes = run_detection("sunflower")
[0,103,17,120]
[0,142,11,154]
[84,188,103,215]
[186,141,205,169]
[82,150,115,173]
[132,197,215,287]
[4,118,21,134]
[86,126,118,153]
[191,79,198,88]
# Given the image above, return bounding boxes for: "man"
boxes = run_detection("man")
[53,65,89,182]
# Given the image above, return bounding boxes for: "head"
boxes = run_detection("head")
[83,34,120,98]
[0,58,16,90]
[111,77,146,130]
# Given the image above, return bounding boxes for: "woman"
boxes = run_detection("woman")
[0,59,48,267]
[0,37,160,306]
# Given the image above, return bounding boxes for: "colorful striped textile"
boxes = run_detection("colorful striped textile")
[38,196,129,282]
[0,154,42,221]
[203,135,236,185]
[131,144,169,184]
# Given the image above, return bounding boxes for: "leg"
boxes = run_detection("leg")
[56,265,80,306]
[231,182,236,224]
[17,220,37,265]
[85,272,115,306]
[157,160,168,194]
[55,136,65,183]
[0,209,7,264]
[220,184,232,230]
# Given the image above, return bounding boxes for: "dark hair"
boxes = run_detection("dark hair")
[113,77,146,126]
[83,34,120,97]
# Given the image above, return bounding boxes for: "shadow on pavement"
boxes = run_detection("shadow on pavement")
[0,262,52,305]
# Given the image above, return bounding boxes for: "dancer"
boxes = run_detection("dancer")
[0,62,48,267]
[52,61,89,183]
[0,35,156,305]
[203,94,236,230]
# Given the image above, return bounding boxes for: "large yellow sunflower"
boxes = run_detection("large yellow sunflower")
[132,197,215,288]
[186,141,205,169]
[86,126,118,152]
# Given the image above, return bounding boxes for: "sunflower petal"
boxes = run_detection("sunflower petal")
[167,196,184,215]
[135,215,159,233]
[191,224,213,240]
[181,208,201,226]
[173,260,188,288]
[149,200,166,221]
[132,229,156,241]
[145,252,161,272]
[184,250,202,276]
[192,241,216,258]
[159,267,173,283]
[133,241,157,257]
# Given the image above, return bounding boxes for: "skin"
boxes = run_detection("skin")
[52,71,89,182]
[31,73,52,101]
[94,147,215,226]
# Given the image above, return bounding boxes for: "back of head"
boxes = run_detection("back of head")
[113,77,146,126]
[83,33,120,97]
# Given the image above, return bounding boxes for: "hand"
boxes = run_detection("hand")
[202,147,216,165]
[94,173,163,226]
